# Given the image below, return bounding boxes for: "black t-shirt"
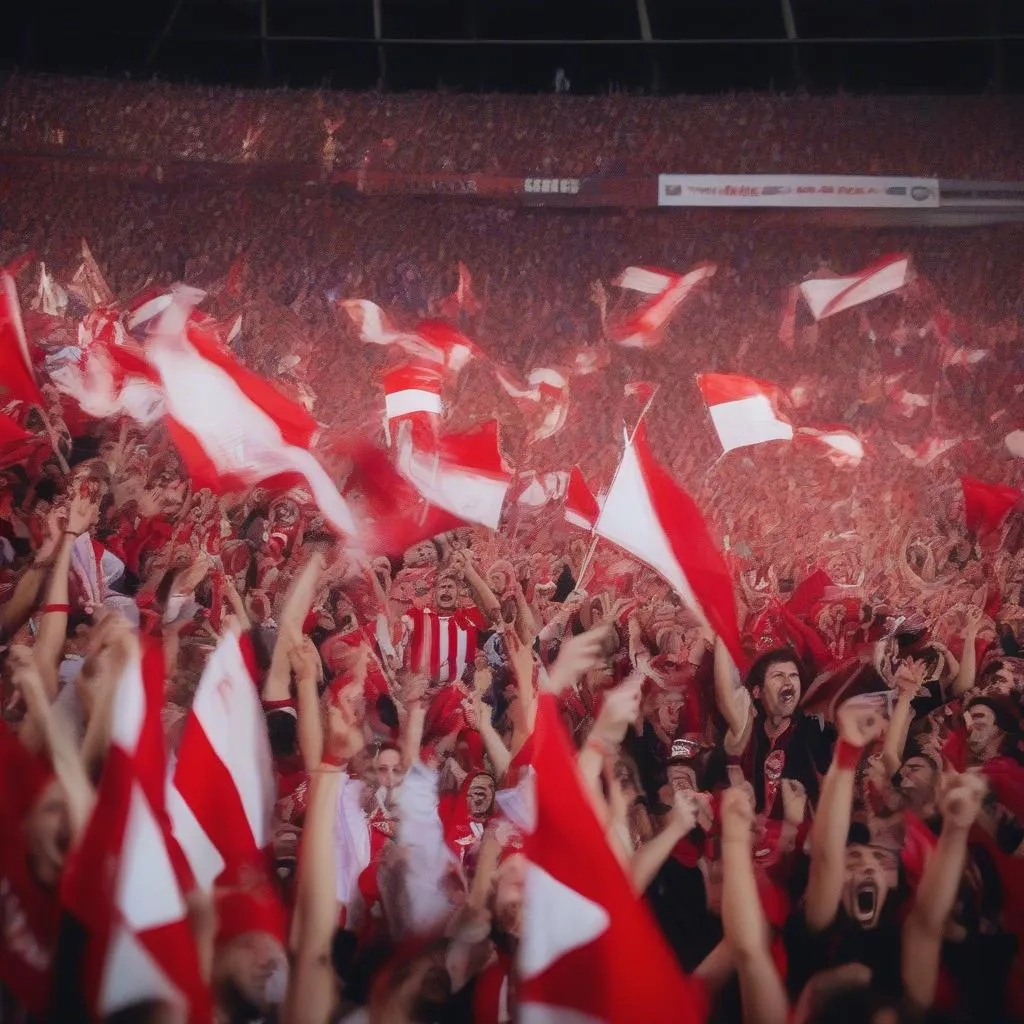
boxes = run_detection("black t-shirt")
[784,906,903,1003]
[646,857,722,973]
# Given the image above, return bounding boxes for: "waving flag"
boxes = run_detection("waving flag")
[148,288,357,536]
[396,419,512,530]
[382,363,445,439]
[519,693,708,1024]
[516,471,569,509]
[796,427,865,468]
[697,373,793,454]
[800,254,909,321]
[564,466,599,531]
[961,477,1021,540]
[594,421,742,665]
[68,239,114,309]
[60,642,208,1021]
[609,263,716,349]
[169,632,276,889]
[0,272,45,407]
[125,287,176,333]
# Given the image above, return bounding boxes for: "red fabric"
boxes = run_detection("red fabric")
[0,271,45,407]
[215,887,287,945]
[439,770,493,860]
[406,605,486,685]
[521,694,707,1023]
[961,476,1022,540]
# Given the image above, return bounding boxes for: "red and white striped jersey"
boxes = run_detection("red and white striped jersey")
[404,606,487,685]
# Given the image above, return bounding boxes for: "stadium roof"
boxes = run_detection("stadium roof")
[3,0,1023,93]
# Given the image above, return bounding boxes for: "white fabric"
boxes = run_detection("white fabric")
[334,774,372,905]
[707,394,794,453]
[395,762,458,937]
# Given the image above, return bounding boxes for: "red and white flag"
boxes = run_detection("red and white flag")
[796,427,865,468]
[960,476,1021,540]
[594,421,742,665]
[148,289,357,536]
[439,261,482,319]
[342,300,479,373]
[800,254,909,321]
[697,373,793,454]
[125,287,176,333]
[519,693,708,1024]
[169,632,276,889]
[0,271,45,407]
[68,239,115,309]
[396,419,512,530]
[61,642,208,1020]
[609,263,716,349]
[382,363,445,439]
[564,465,599,531]
[516,471,569,509]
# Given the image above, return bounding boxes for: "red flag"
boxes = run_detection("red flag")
[60,642,209,1020]
[396,419,512,530]
[594,421,743,666]
[146,290,356,536]
[0,272,45,406]
[564,465,599,531]
[519,694,708,1024]
[800,254,909,321]
[3,251,36,278]
[697,373,793,454]
[382,362,444,441]
[169,633,278,890]
[609,263,716,349]
[961,476,1022,540]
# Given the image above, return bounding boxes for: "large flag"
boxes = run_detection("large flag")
[147,289,357,536]
[396,419,512,530]
[519,693,707,1024]
[60,641,208,1020]
[799,254,909,321]
[961,476,1021,540]
[697,373,793,454]
[381,362,445,441]
[0,271,45,407]
[609,263,716,349]
[168,632,276,889]
[563,465,599,531]
[795,426,865,468]
[594,421,742,665]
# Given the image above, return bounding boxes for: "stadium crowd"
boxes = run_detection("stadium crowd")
[1,80,1024,1024]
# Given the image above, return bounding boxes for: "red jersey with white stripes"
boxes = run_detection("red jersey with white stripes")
[404,605,487,685]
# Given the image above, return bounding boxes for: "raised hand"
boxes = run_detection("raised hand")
[836,701,885,749]
[940,771,988,830]
[720,785,756,845]
[545,625,611,695]
[781,777,808,825]
[592,672,643,745]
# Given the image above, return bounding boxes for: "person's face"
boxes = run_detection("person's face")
[404,541,438,568]
[966,706,1002,757]
[435,573,459,611]
[897,756,937,808]
[841,844,897,929]
[982,664,1016,696]
[467,775,495,817]
[760,661,801,719]
[217,931,288,1012]
[24,780,70,888]
[376,748,404,793]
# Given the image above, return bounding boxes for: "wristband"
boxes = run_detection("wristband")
[834,737,863,771]
[321,752,347,768]
[63,530,83,539]
[39,603,70,615]
[585,734,615,757]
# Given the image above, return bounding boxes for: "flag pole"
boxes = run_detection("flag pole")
[575,387,659,589]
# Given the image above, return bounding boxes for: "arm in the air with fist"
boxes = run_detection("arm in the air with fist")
[882,659,925,778]
[714,636,751,754]
[951,606,984,698]
[472,689,511,781]
[630,791,707,894]
[902,773,987,1011]
[805,703,883,932]
[721,787,791,1024]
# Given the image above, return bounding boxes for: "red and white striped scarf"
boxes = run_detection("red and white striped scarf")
[405,606,485,685]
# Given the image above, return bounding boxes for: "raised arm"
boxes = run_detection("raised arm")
[473,689,512,781]
[630,791,702,893]
[951,607,983,698]
[291,635,326,771]
[881,660,925,777]
[451,549,502,626]
[902,773,986,1011]
[714,636,750,748]
[720,786,790,1024]
[805,703,883,933]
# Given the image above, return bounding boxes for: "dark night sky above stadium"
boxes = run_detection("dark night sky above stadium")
[2,0,1023,94]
